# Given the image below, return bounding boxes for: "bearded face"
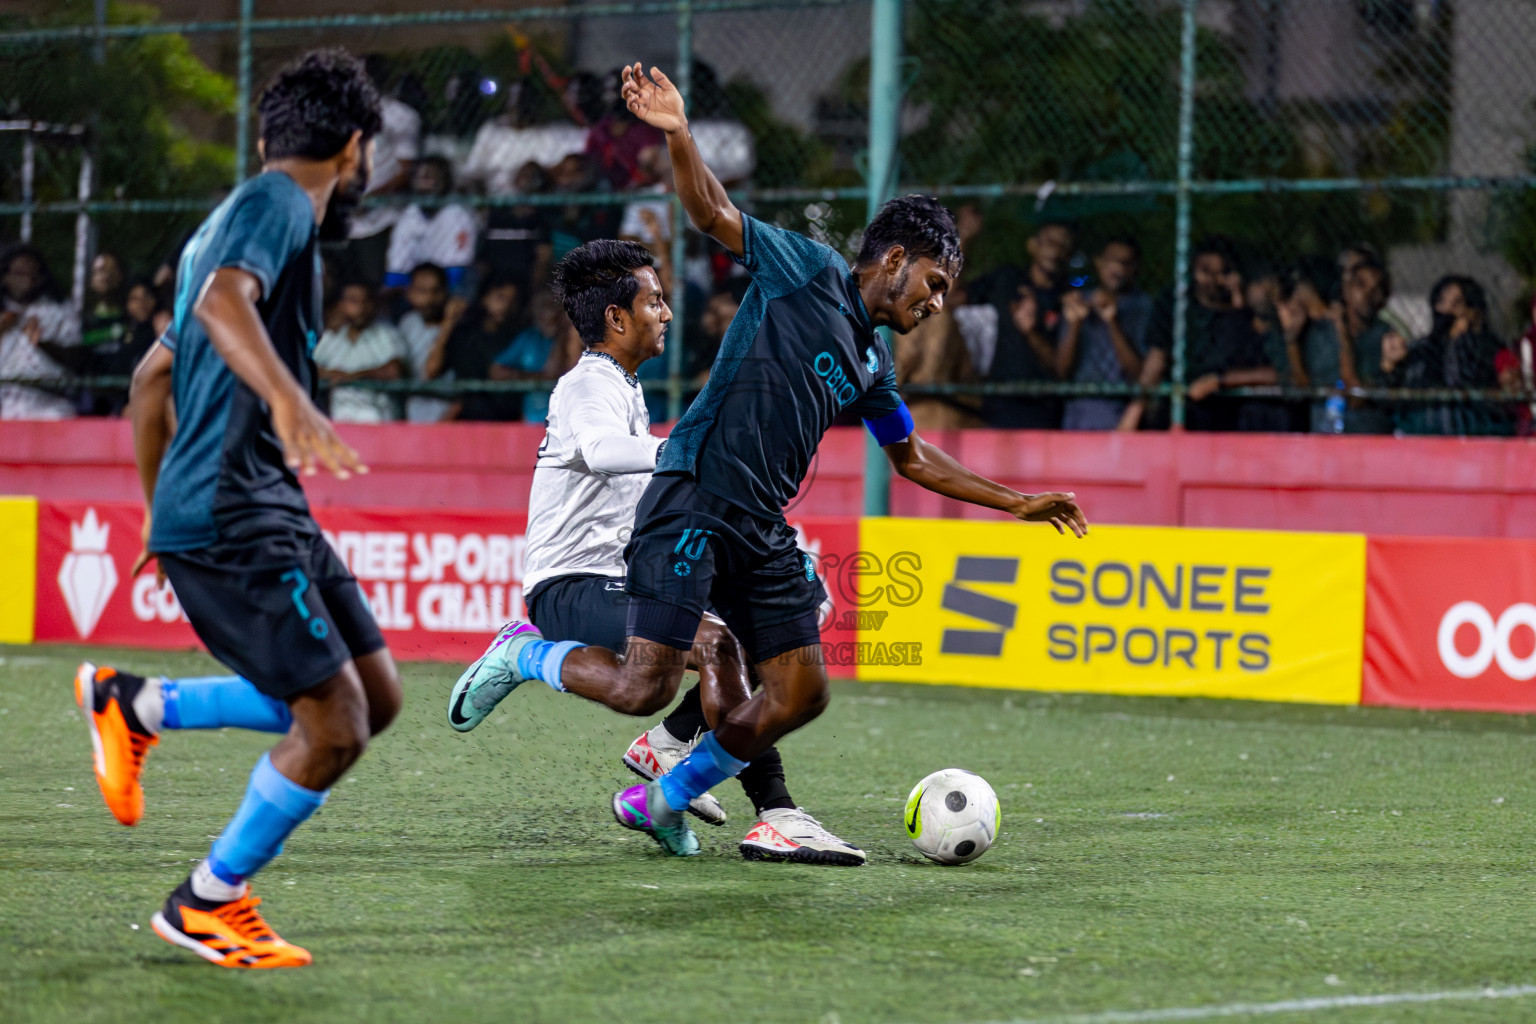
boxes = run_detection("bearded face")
[319,142,373,241]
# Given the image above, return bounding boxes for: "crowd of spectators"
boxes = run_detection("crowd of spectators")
[1,55,1532,436]
[898,210,1536,437]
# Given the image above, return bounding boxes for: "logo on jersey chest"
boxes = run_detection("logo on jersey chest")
[865,346,880,374]
[812,350,860,410]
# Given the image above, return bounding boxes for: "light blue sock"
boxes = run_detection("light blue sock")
[657,731,750,813]
[163,676,292,733]
[207,753,328,885]
[515,639,585,693]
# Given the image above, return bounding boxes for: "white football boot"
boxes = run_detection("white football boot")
[739,807,866,866]
[621,725,728,826]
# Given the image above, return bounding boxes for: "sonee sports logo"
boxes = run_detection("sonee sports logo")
[1438,601,1536,680]
[939,556,1020,657]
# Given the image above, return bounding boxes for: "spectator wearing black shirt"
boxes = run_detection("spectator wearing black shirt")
[548,153,619,261]
[1382,274,1508,436]
[81,251,127,349]
[1128,236,1282,432]
[975,220,1075,428]
[480,160,554,294]
[429,273,523,421]
[90,277,164,415]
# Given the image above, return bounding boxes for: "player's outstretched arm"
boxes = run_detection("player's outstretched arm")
[195,267,367,480]
[883,430,1088,537]
[129,339,174,578]
[621,63,744,257]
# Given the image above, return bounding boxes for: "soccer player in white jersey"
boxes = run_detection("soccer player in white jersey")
[450,238,866,865]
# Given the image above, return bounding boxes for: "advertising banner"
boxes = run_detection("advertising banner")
[0,496,38,644]
[856,519,1367,704]
[1364,536,1536,713]
[32,501,862,674]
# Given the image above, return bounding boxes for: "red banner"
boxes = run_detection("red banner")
[1364,536,1536,712]
[34,501,862,675]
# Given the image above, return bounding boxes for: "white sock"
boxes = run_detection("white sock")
[649,722,690,751]
[133,677,166,735]
[190,859,246,903]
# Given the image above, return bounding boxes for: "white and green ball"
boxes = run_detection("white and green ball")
[904,768,1000,865]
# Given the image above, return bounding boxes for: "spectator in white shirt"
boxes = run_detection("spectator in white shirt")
[384,157,480,293]
[0,244,82,420]
[313,281,409,424]
[460,79,586,196]
[397,262,456,423]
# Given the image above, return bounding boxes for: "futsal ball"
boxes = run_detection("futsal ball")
[904,768,999,865]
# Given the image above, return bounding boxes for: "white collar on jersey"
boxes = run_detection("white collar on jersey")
[582,349,639,388]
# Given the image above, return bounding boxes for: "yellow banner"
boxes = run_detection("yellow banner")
[854,519,1365,705]
[0,497,38,644]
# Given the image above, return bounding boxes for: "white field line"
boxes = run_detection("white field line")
[953,984,1536,1024]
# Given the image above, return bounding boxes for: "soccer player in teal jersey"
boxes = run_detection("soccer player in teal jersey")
[448,64,1089,858]
[77,50,398,967]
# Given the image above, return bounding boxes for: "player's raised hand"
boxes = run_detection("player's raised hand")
[1014,491,1088,537]
[621,63,686,134]
[271,393,367,480]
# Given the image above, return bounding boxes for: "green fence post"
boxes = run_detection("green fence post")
[864,0,901,517]
[668,0,693,423]
[234,0,253,185]
[1170,0,1197,428]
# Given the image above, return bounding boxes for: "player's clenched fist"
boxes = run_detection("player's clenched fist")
[272,393,367,480]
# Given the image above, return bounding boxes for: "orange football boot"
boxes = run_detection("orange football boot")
[74,662,158,826]
[151,879,312,968]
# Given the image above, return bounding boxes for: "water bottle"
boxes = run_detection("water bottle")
[1323,380,1346,435]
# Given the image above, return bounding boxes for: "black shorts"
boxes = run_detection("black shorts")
[526,574,629,651]
[623,473,824,662]
[160,531,386,700]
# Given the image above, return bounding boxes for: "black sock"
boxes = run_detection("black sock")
[660,684,707,744]
[110,670,151,735]
[737,746,794,816]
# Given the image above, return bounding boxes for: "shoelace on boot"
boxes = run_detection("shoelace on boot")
[779,809,841,843]
[215,895,278,944]
[126,729,159,770]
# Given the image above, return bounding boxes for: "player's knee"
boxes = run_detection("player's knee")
[767,675,829,729]
[798,679,832,723]
[691,619,742,672]
[613,670,677,717]
[364,666,403,736]
[314,718,370,770]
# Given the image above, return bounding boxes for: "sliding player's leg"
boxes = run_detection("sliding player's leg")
[615,518,867,864]
[623,672,846,861]
[620,614,748,825]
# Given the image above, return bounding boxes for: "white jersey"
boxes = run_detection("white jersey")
[522,353,663,593]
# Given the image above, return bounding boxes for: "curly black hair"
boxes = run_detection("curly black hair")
[855,194,962,275]
[258,48,383,162]
[551,239,657,347]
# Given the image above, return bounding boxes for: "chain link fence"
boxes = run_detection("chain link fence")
[1,0,1534,433]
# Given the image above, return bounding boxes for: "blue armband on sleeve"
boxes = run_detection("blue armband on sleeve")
[864,402,915,447]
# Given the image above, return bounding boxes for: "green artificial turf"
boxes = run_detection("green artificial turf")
[3,643,1536,1024]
